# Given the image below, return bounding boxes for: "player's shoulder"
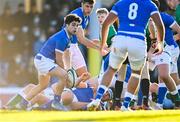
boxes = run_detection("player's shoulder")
[70,7,83,18]
[161,12,175,23]
[114,0,152,6]
[114,0,128,6]
[161,12,172,17]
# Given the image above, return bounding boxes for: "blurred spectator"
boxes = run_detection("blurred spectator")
[33,31,46,56]
[40,3,57,31]
[14,3,29,30]
[56,4,70,29]
[0,3,14,32]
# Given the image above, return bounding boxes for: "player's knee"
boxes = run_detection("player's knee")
[159,72,170,81]
[131,72,141,79]
[61,90,74,106]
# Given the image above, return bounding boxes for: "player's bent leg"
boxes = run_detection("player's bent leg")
[121,57,145,110]
[140,61,151,109]
[114,64,127,110]
[158,64,180,107]
[17,75,50,110]
[49,67,69,110]
[49,66,68,95]
[157,64,176,92]
[171,73,180,95]
[118,64,127,81]
[4,84,36,109]
[25,74,50,101]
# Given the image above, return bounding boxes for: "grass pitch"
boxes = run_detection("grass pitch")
[0,110,180,122]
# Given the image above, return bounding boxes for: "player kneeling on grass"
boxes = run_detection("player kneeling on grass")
[6,14,90,110]
[4,77,113,111]
[36,77,113,111]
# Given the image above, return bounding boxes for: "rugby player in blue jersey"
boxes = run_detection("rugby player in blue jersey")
[4,77,113,111]
[16,14,89,110]
[68,0,108,82]
[87,0,165,111]
[149,0,180,109]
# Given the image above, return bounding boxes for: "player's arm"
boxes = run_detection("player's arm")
[148,19,156,40]
[150,12,165,55]
[101,12,117,53]
[55,51,65,69]
[171,22,180,41]
[63,49,71,70]
[76,26,100,50]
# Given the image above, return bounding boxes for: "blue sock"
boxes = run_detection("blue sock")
[54,95,61,102]
[123,97,131,108]
[157,83,167,104]
[123,92,133,108]
[95,85,107,100]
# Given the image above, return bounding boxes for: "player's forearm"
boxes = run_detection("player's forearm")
[55,51,65,68]
[78,36,99,50]
[151,13,165,44]
[148,20,156,39]
[56,61,64,69]
[101,23,110,47]
[56,57,64,69]
[101,12,117,47]
[63,50,71,70]
[156,24,165,43]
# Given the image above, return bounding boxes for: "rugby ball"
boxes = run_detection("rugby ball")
[67,68,77,88]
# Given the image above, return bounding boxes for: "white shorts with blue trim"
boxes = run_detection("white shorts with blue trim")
[149,50,171,71]
[34,54,58,75]
[165,45,179,74]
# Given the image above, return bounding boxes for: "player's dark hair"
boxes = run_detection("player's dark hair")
[64,14,82,25]
[152,0,160,8]
[152,0,168,12]
[159,0,169,12]
[82,0,95,4]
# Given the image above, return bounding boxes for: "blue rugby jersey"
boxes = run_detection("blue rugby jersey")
[72,88,94,102]
[39,28,73,60]
[111,0,158,40]
[160,12,178,48]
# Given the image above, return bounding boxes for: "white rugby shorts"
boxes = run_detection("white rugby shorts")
[109,35,147,71]
[69,44,86,70]
[34,54,58,75]
[165,45,179,73]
